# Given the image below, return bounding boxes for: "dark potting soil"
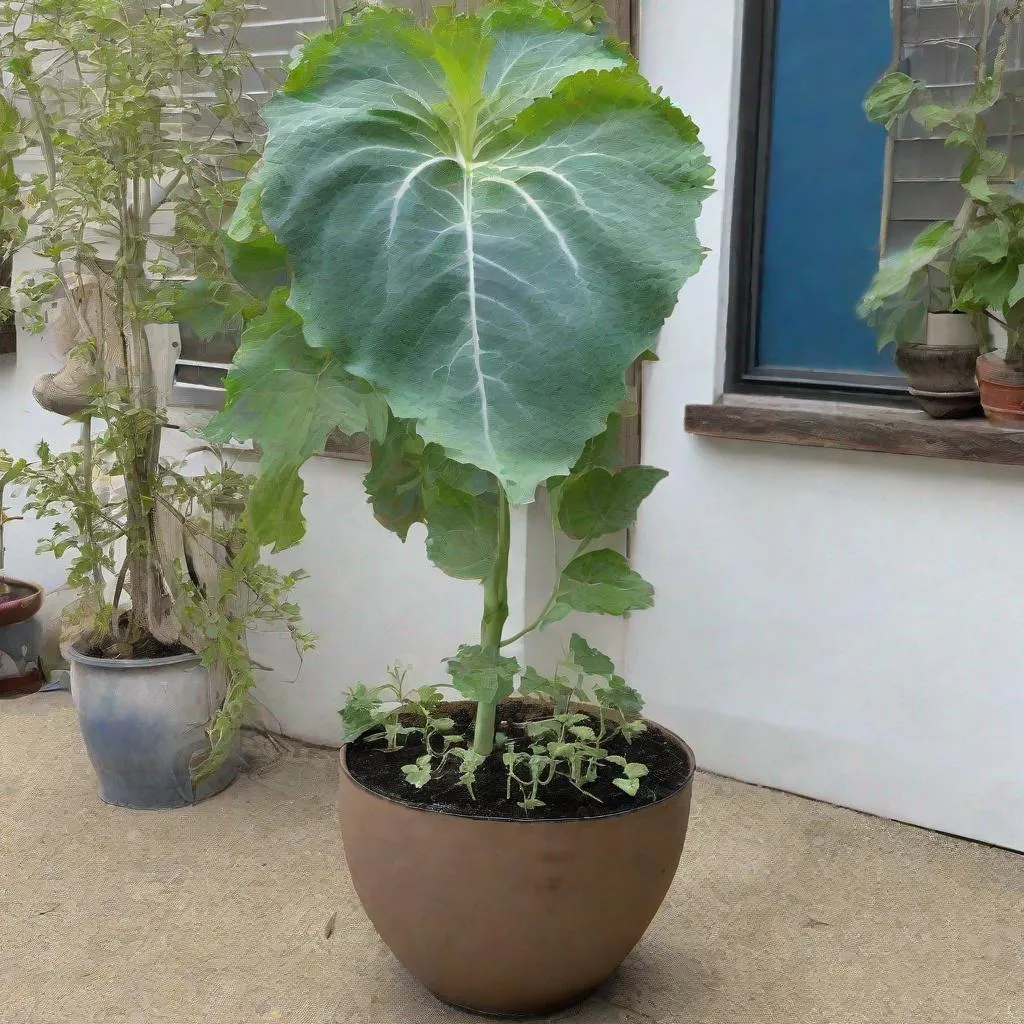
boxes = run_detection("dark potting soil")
[345,700,693,821]
[82,635,194,660]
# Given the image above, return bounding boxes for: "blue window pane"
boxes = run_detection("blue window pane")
[757,0,896,376]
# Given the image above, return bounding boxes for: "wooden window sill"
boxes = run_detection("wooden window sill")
[684,395,1024,467]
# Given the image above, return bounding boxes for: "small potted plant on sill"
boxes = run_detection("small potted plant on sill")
[859,1,1024,422]
[0,452,45,697]
[211,1,712,1015]
[861,252,990,418]
[0,0,313,807]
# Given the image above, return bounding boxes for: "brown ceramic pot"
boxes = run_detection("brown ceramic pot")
[338,724,695,1017]
[977,352,1024,424]
[893,344,981,419]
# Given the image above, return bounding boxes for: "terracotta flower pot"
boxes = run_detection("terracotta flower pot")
[0,577,43,628]
[338,724,696,1017]
[977,352,1024,424]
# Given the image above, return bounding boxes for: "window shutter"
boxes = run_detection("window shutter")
[886,2,1024,253]
[171,1,331,409]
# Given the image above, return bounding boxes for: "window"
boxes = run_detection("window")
[170,321,240,408]
[728,0,1024,399]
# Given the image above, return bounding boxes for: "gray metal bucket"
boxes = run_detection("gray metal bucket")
[69,647,239,809]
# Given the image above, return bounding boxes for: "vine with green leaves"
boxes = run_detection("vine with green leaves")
[0,439,314,778]
[0,0,314,771]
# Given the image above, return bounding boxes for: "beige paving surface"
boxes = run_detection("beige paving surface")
[2,692,1022,1024]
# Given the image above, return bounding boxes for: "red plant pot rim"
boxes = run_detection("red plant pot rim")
[0,577,44,626]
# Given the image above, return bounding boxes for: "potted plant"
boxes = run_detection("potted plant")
[0,0,312,807]
[0,452,45,697]
[211,1,712,1014]
[858,1,1024,421]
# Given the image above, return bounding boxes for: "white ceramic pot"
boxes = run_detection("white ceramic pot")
[926,312,978,348]
[69,646,238,809]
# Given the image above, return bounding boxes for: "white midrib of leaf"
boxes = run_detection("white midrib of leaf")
[458,148,500,471]
[381,126,590,487]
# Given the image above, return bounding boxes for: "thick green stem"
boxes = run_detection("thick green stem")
[970,310,993,353]
[1006,321,1024,370]
[80,419,104,588]
[472,488,511,757]
[25,87,57,188]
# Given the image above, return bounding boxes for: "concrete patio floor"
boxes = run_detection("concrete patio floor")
[2,692,1022,1024]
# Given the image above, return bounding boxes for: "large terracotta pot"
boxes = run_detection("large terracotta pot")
[977,352,1024,424]
[338,725,695,1017]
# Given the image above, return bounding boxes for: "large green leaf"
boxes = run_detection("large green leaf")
[424,478,499,580]
[364,416,427,540]
[551,548,653,617]
[1008,268,1024,309]
[858,220,956,318]
[863,71,924,129]
[955,220,1010,267]
[557,465,667,540]
[858,220,959,350]
[206,289,384,549]
[246,5,711,504]
[955,260,1019,312]
[569,632,614,676]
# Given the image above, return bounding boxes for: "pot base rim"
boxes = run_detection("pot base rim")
[435,983,603,1019]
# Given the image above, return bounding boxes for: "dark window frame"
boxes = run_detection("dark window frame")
[725,0,909,405]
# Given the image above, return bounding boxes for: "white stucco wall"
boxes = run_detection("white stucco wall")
[630,0,1024,851]
[248,456,527,746]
